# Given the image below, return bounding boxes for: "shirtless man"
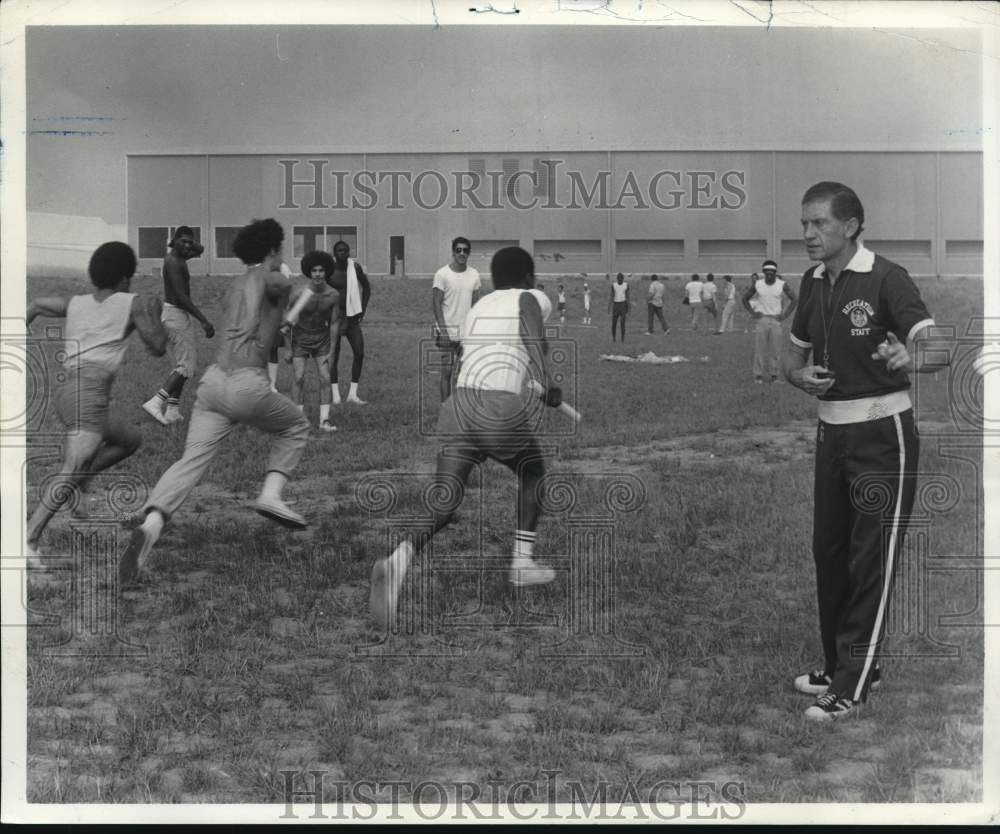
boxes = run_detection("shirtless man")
[119,218,311,585]
[141,226,213,424]
[289,250,340,432]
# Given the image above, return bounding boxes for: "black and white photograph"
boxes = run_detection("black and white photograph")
[1,0,997,823]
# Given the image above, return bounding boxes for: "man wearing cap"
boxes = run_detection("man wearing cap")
[142,226,214,424]
[742,259,797,383]
[784,181,945,722]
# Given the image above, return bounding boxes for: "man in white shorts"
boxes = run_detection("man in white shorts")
[369,246,562,631]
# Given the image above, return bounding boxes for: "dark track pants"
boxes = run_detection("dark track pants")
[812,408,919,702]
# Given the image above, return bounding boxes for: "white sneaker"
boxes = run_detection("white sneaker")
[319,420,338,433]
[141,397,169,425]
[346,396,368,406]
[369,552,410,631]
[163,406,184,424]
[251,495,307,529]
[509,556,556,586]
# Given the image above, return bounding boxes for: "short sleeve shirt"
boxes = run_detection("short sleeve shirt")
[433,264,482,338]
[685,281,703,303]
[790,245,934,402]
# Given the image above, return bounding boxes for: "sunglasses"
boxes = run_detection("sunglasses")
[454,247,470,253]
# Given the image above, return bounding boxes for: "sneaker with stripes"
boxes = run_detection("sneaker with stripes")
[794,666,881,695]
[804,691,857,722]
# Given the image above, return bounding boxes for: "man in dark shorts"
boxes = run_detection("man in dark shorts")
[326,240,371,405]
[142,226,214,425]
[120,219,311,585]
[289,250,340,432]
[785,182,946,722]
[25,242,167,565]
[369,246,562,631]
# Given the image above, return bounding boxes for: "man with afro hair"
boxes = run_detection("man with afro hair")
[288,250,341,431]
[120,219,311,585]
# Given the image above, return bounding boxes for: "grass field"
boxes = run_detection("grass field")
[21,272,985,811]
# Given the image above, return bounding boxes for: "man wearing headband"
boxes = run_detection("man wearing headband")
[742,258,797,383]
[142,226,214,424]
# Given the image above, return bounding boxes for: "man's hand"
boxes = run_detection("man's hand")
[202,320,215,338]
[871,332,912,372]
[791,365,836,396]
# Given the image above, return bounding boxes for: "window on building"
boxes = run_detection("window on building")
[866,240,932,259]
[138,226,202,259]
[616,239,684,258]
[469,158,487,200]
[469,239,519,268]
[945,240,983,258]
[698,239,767,258]
[503,158,521,204]
[214,226,242,259]
[292,225,358,258]
[781,240,807,259]
[138,227,170,259]
[533,239,602,264]
[533,159,551,198]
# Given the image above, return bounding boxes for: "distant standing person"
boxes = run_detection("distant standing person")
[433,236,481,402]
[142,227,213,425]
[743,259,797,383]
[326,240,371,405]
[684,274,704,331]
[119,219,311,585]
[609,272,630,342]
[288,251,341,432]
[582,283,592,325]
[716,275,737,334]
[557,284,567,324]
[26,243,167,564]
[702,273,719,332]
[646,274,669,335]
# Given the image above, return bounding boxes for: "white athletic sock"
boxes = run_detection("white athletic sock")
[388,538,415,575]
[331,385,342,404]
[267,362,278,390]
[259,471,288,501]
[297,403,305,413]
[512,529,537,561]
[349,382,360,399]
[319,403,330,423]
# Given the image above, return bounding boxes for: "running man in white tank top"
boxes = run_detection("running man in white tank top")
[25,242,168,565]
[369,247,562,631]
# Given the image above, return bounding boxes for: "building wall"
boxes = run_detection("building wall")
[126,150,984,278]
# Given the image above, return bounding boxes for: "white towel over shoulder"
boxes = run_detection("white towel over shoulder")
[346,258,363,317]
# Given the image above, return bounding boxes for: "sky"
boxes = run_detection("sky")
[24,24,982,222]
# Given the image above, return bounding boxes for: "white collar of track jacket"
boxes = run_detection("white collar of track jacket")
[812,243,875,279]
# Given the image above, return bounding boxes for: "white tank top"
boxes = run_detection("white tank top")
[64,293,135,373]
[754,278,785,316]
[612,282,629,302]
[456,288,551,393]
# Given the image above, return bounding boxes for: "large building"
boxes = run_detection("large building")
[26,24,986,278]
[126,148,982,277]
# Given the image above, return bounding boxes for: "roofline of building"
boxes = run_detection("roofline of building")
[125,145,985,157]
